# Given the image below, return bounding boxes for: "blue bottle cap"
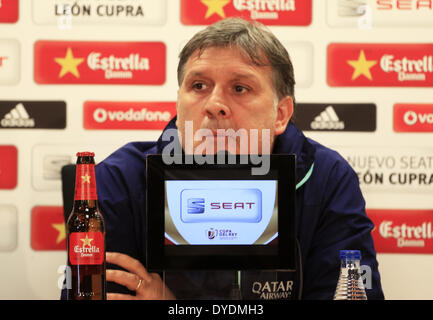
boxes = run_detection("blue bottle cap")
[340,250,361,260]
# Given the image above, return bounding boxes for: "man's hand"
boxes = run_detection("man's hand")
[106,252,175,300]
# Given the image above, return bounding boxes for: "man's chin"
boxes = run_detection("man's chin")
[181,133,273,155]
[192,142,241,155]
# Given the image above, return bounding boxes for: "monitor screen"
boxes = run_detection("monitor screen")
[146,154,296,271]
[165,179,278,246]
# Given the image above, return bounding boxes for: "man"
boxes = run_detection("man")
[72,18,384,300]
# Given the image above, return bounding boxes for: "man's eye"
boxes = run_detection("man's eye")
[192,82,205,90]
[234,85,247,93]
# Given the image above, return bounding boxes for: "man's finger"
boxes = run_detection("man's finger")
[107,293,137,300]
[106,252,152,282]
[106,269,142,292]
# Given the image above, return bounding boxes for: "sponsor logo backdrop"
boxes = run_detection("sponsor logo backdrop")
[0,0,432,300]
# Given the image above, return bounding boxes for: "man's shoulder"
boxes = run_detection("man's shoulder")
[305,138,357,183]
[95,141,158,197]
[99,141,157,169]
[277,123,352,175]
[308,138,350,169]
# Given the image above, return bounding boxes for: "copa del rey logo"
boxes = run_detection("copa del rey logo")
[367,209,433,254]
[34,41,166,84]
[327,43,433,87]
[181,0,311,25]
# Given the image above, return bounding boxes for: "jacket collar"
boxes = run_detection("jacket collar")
[273,122,316,187]
[156,116,180,154]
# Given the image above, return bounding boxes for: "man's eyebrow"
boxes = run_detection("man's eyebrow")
[231,72,259,80]
[231,72,264,86]
[182,71,207,82]
[185,70,259,80]
[185,71,205,78]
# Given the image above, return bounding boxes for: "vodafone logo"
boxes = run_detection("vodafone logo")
[394,104,433,132]
[403,111,417,126]
[84,101,176,130]
[92,107,171,124]
[403,110,433,126]
[93,108,107,123]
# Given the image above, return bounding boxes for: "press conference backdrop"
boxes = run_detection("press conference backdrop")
[0,0,432,300]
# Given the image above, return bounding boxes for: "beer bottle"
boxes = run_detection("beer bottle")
[66,152,106,300]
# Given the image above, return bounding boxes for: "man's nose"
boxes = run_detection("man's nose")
[204,88,231,120]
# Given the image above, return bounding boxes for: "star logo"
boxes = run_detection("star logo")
[51,223,66,244]
[81,174,91,184]
[80,234,94,248]
[200,0,231,19]
[347,50,377,81]
[54,47,84,78]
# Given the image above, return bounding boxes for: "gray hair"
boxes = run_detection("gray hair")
[177,18,296,104]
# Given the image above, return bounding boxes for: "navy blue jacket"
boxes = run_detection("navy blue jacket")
[76,118,384,300]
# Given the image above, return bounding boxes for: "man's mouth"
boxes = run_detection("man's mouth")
[199,128,246,139]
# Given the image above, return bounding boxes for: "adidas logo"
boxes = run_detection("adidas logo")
[310,106,345,130]
[1,103,35,128]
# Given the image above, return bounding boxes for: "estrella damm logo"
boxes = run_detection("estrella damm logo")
[327,43,433,87]
[34,40,166,85]
[180,0,311,26]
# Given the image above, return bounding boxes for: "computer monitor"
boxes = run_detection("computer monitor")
[146,154,296,271]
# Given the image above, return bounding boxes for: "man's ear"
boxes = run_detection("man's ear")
[274,96,293,135]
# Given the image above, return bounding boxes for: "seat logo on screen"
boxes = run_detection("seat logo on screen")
[187,198,205,214]
[181,189,262,223]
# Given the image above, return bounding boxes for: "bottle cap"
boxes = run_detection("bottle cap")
[340,250,361,260]
[76,152,95,157]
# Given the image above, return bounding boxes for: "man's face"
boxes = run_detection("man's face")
[176,46,292,155]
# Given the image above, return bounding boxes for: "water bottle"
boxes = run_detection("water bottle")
[333,250,367,300]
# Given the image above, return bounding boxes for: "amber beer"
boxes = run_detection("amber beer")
[66,152,106,300]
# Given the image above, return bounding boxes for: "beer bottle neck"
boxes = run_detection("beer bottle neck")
[73,199,98,210]
[74,162,98,202]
